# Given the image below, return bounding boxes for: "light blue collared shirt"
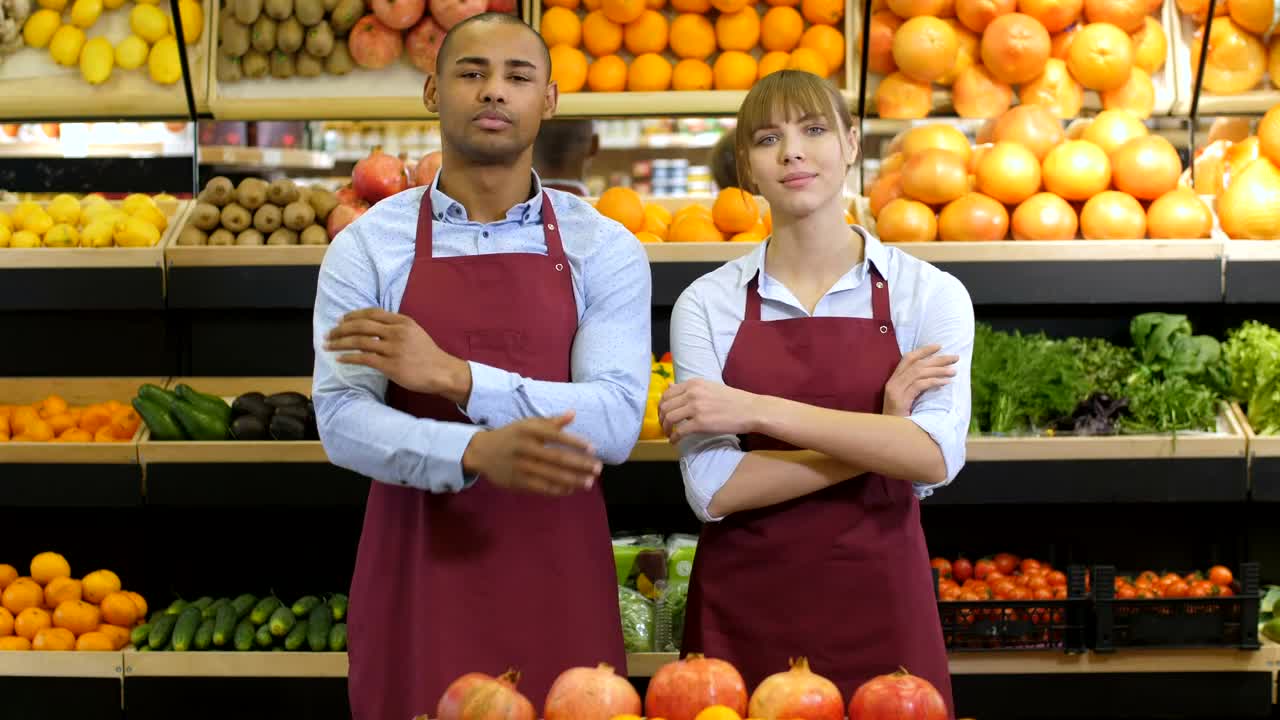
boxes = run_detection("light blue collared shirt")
[670,227,975,522]
[312,172,652,493]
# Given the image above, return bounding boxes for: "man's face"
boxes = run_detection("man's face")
[425,22,557,166]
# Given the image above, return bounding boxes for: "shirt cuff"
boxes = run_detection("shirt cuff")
[463,361,519,427]
[680,444,746,523]
[418,421,485,493]
[907,411,965,499]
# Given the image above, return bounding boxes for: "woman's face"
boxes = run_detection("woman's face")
[746,105,855,220]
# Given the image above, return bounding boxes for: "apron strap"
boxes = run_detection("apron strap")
[744,273,763,323]
[415,186,570,272]
[416,188,436,260]
[745,264,892,327]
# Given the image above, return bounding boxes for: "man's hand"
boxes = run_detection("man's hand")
[883,344,958,416]
[326,308,472,405]
[462,412,602,495]
[658,378,762,445]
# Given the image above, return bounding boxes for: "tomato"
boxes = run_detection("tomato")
[1187,584,1211,598]
[1137,571,1159,585]
[1114,577,1129,590]
[1209,565,1233,586]
[1053,586,1068,599]
[1166,581,1190,598]
[993,553,1019,576]
[1183,571,1203,584]
[1047,570,1067,588]
[1117,585,1137,599]
[1191,580,1214,595]
[1028,576,1050,592]
[1161,572,1181,585]
[941,586,962,602]
[1011,587,1032,601]
[986,571,1007,583]
[1136,588,1157,599]
[1033,587,1055,600]
[992,579,1017,599]
[975,559,996,580]
[1020,558,1042,574]
[1218,586,1235,597]
[931,557,953,579]
[957,590,981,602]
[1013,574,1030,587]
[952,557,973,583]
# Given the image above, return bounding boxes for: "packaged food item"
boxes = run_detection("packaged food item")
[612,535,666,600]
[618,586,655,653]
[666,534,698,586]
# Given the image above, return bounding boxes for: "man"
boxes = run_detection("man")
[533,118,599,196]
[311,13,652,719]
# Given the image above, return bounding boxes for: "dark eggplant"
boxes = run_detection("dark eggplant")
[274,404,310,422]
[269,413,307,440]
[232,392,271,419]
[266,391,309,409]
[231,415,269,440]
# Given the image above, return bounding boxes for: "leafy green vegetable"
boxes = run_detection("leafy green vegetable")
[970,324,1090,434]
[1116,375,1219,434]
[661,582,688,652]
[618,586,654,653]
[1061,336,1137,398]
[1224,321,1280,435]
[1129,312,1230,394]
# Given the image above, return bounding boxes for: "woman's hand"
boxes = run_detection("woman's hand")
[659,379,763,445]
[883,344,958,416]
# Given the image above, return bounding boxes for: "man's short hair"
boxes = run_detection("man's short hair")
[534,119,596,168]
[436,13,552,79]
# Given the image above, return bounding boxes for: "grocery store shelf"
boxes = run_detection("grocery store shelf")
[164,246,325,308]
[0,651,124,679]
[0,142,178,159]
[552,91,771,118]
[1224,241,1280,303]
[199,146,336,170]
[1239,403,1280,502]
[123,651,349,678]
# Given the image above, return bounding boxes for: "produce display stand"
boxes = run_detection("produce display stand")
[1237,403,1280,502]
[1224,240,1280,303]
[197,145,337,171]
[164,244,330,309]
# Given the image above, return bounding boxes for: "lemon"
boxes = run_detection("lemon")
[10,231,42,248]
[48,195,81,225]
[70,0,102,28]
[177,0,202,43]
[147,35,181,84]
[22,209,54,235]
[102,0,123,8]
[153,193,176,202]
[130,4,167,43]
[81,219,115,248]
[12,201,42,225]
[115,34,148,69]
[130,203,167,232]
[0,210,11,231]
[114,217,160,247]
[0,226,10,248]
[49,25,86,66]
[80,36,114,84]
[121,193,154,214]
[43,224,80,248]
[81,202,116,223]
[22,9,62,48]
[36,0,67,11]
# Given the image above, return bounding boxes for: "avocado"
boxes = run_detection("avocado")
[269,414,306,441]
[274,404,310,423]
[231,415,269,441]
[232,393,273,423]
[171,401,231,441]
[266,391,309,409]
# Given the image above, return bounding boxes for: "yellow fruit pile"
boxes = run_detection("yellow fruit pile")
[0,193,168,248]
[640,355,674,440]
[1182,0,1280,95]
[0,394,141,442]
[1201,104,1280,239]
[541,0,846,93]
[0,552,146,651]
[21,0,201,86]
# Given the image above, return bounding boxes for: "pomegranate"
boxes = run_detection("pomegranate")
[406,16,447,73]
[371,0,426,28]
[848,669,947,720]
[645,654,748,720]
[437,672,495,720]
[544,663,643,720]
[748,657,845,720]
[429,0,487,28]
[488,0,517,11]
[348,15,404,70]
[457,671,536,720]
[414,150,443,186]
[335,186,368,208]
[327,204,367,237]
[353,147,409,204]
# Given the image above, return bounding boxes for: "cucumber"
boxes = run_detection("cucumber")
[254,622,274,648]
[148,614,178,650]
[233,619,256,651]
[164,598,189,616]
[308,603,332,652]
[194,618,215,650]
[175,384,234,425]
[133,397,186,441]
[131,623,151,647]
[137,383,179,411]
[231,593,257,619]
[190,596,216,611]
[284,619,309,651]
[291,595,322,618]
[250,596,281,625]
[171,607,203,651]
[202,597,230,619]
[137,644,152,652]
[213,604,238,647]
[329,593,348,621]
[328,623,347,652]
[171,400,230,441]
[269,606,296,637]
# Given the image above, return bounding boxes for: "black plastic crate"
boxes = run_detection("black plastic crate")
[935,565,1088,653]
[1090,562,1261,652]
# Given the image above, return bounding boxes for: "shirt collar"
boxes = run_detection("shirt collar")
[428,169,546,225]
[736,224,886,289]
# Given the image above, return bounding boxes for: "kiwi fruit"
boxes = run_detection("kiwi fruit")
[236,229,266,246]
[192,202,222,231]
[325,40,353,75]
[234,0,262,25]
[235,178,269,210]
[177,227,208,246]
[251,16,277,53]
[220,203,252,233]
[300,225,329,245]
[217,54,244,82]
[203,176,235,206]
[253,204,283,233]
[221,18,251,56]
[276,17,303,53]
[268,179,299,206]
[208,229,235,246]
[329,0,363,33]
[264,0,292,19]
[322,0,339,12]
[270,51,296,79]
[307,188,339,221]
[296,52,323,77]
[283,201,316,231]
[295,0,324,25]
[267,228,299,245]
[303,21,334,58]
[242,48,269,78]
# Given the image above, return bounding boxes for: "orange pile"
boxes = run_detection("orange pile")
[542,0,846,93]
[868,106,1212,241]
[871,0,1167,118]
[1204,104,1280,239]
[0,552,146,651]
[0,395,140,443]
[595,186,855,242]
[1182,0,1277,96]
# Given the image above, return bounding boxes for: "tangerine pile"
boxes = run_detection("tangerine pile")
[594,186,856,242]
[541,0,846,93]
[869,105,1213,241]
[0,552,146,651]
[870,0,1167,118]
[0,395,140,443]
[1180,0,1279,95]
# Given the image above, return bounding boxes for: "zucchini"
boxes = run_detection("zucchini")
[213,604,238,647]
[164,598,189,616]
[137,383,179,411]
[250,596,280,625]
[233,619,256,651]
[328,623,347,652]
[194,618,216,650]
[308,603,332,652]
[175,384,234,425]
[203,597,230,620]
[231,593,257,619]
[329,593,348,621]
[133,397,186,441]
[254,622,274,648]
[190,596,216,611]
[171,607,203,651]
[284,619,309,651]
[130,623,151,648]
[269,606,296,637]
[291,595,322,618]
[148,614,178,650]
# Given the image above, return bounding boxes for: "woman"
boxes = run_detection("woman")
[659,70,973,715]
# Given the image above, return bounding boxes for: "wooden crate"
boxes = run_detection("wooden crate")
[0,200,191,270]
[166,243,331,268]
[0,377,162,463]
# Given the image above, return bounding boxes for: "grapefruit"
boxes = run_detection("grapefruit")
[1012,191,1079,239]
[1066,22,1134,91]
[992,104,1065,160]
[1110,134,1181,201]
[1019,58,1084,117]
[939,192,1010,240]
[1080,190,1146,239]
[977,141,1043,204]
[877,198,939,241]
[1147,188,1212,239]
[893,17,960,82]
[981,12,1051,84]
[1042,139,1111,200]
[953,65,1013,117]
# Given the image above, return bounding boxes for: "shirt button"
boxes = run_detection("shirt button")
[482,231,489,238]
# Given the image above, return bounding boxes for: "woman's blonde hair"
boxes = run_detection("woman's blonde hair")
[734,70,855,193]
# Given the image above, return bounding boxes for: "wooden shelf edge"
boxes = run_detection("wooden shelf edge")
[138,439,328,464]
[1236,402,1280,457]
[207,96,435,121]
[0,650,124,678]
[121,650,348,678]
[1224,240,1280,262]
[166,244,330,268]
[199,146,336,170]
[644,239,1224,265]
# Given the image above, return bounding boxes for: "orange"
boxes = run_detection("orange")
[95,624,131,650]
[588,55,628,91]
[1082,108,1146,154]
[10,406,38,435]
[869,11,903,73]
[78,405,112,434]
[869,170,906,217]
[2,580,43,615]
[0,608,11,637]
[802,0,842,24]
[669,215,724,242]
[14,608,51,640]
[550,45,589,93]
[75,631,114,651]
[93,425,117,443]
[976,142,1042,205]
[647,0,665,7]
[1066,22,1134,91]
[56,428,94,442]
[100,592,139,627]
[39,395,68,419]
[628,52,673,90]
[670,13,716,59]
[541,7,582,48]
[1018,0,1081,32]
[43,577,82,608]
[758,51,791,78]
[875,72,932,119]
[1110,135,1181,201]
[787,47,829,76]
[545,0,580,7]
[729,230,765,242]
[981,13,1051,85]
[1042,139,1111,200]
[712,188,760,233]
[671,0,711,10]
[583,11,624,56]
[645,202,673,225]
[1191,18,1265,95]
[46,413,76,435]
[957,0,1015,32]
[953,65,1013,118]
[1012,192,1078,239]
[625,10,668,54]
[1262,105,1280,166]
[673,204,713,225]
[761,6,804,51]
[716,7,761,51]
[877,198,938,242]
[902,148,970,205]
[31,552,71,586]
[711,0,750,9]
[939,192,1009,241]
[82,569,121,604]
[1050,26,1078,58]
[694,706,743,720]
[992,104,1064,161]
[0,636,31,650]
[635,231,665,243]
[799,24,844,71]
[893,16,958,83]
[713,51,759,89]
[0,565,18,591]
[602,0,645,23]
[1080,190,1145,239]
[1019,57,1084,118]
[1147,188,1212,239]
[53,600,100,636]
[1083,0,1144,32]
[902,123,972,165]
[32,627,75,651]
[597,187,646,232]
[673,58,714,89]
[1132,15,1166,74]
[124,591,148,620]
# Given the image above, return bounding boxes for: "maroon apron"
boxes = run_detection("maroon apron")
[347,189,626,720]
[682,264,954,717]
